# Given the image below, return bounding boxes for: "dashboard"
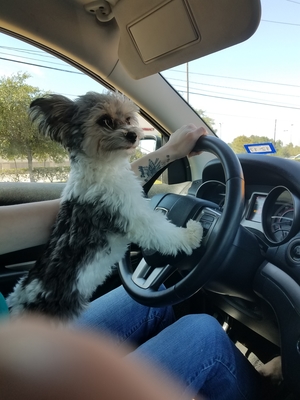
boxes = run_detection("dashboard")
[195,181,300,247]
[187,153,300,354]
[194,153,300,252]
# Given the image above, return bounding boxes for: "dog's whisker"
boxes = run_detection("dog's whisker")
[105,120,112,129]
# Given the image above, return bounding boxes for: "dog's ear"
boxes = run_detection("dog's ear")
[29,95,78,146]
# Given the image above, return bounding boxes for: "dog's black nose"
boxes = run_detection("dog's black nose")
[126,132,137,143]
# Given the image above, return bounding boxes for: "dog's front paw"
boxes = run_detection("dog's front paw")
[183,219,203,254]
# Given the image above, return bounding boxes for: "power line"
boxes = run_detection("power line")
[175,84,299,109]
[0,56,83,74]
[1,45,299,110]
[0,45,56,58]
[164,76,300,98]
[199,110,282,121]
[176,88,300,110]
[0,51,70,67]
[1,55,299,109]
[163,70,300,88]
[2,44,299,89]
[262,19,300,26]
[173,79,298,104]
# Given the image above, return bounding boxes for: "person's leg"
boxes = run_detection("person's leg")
[73,285,175,348]
[128,314,263,400]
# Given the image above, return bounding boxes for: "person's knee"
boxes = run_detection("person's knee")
[176,314,226,343]
[179,313,221,330]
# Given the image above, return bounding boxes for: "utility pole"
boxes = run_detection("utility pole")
[186,62,189,103]
[274,119,277,142]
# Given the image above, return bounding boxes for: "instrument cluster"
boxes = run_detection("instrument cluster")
[246,186,300,244]
[196,180,300,245]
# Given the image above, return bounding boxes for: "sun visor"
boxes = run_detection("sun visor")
[111,0,261,79]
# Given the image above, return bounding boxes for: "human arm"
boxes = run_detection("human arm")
[131,124,207,184]
[0,199,60,255]
[0,316,194,400]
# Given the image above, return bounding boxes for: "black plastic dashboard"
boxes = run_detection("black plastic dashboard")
[198,154,300,274]
[191,153,300,394]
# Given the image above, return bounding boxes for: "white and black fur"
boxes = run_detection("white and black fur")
[7,91,203,321]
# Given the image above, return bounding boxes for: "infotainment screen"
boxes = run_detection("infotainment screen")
[246,194,266,223]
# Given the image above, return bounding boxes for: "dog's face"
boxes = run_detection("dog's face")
[29,91,144,158]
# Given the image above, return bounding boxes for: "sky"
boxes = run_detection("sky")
[162,0,300,145]
[0,0,299,146]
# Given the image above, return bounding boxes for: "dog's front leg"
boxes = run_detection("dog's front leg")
[127,207,203,256]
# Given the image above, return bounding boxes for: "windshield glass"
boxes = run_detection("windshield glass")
[161,0,300,159]
[0,0,299,184]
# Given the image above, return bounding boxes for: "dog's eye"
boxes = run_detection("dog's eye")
[97,115,114,129]
[126,117,131,125]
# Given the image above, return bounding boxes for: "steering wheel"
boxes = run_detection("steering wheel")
[118,136,245,307]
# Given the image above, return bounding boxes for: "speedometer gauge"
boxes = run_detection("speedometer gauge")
[262,186,300,245]
[195,180,226,208]
[271,204,294,242]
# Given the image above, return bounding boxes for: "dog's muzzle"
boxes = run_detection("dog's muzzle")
[125,131,137,144]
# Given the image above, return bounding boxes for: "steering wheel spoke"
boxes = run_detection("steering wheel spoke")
[119,136,245,307]
[198,207,221,245]
[132,259,177,289]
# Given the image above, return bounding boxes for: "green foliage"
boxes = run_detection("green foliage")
[228,135,274,154]
[276,142,300,158]
[0,166,70,183]
[130,148,144,162]
[195,109,217,132]
[0,73,67,181]
[228,134,300,158]
[31,166,70,182]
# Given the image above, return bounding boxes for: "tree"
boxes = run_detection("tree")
[130,148,143,162]
[276,142,300,158]
[195,109,217,132]
[228,135,283,154]
[0,72,67,181]
[227,134,300,158]
[228,135,250,154]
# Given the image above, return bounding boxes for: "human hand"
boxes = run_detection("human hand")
[165,124,207,161]
[131,124,207,184]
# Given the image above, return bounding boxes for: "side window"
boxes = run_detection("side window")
[0,33,161,184]
[134,115,160,160]
[134,115,163,184]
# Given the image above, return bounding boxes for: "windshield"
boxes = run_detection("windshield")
[161,0,300,159]
[0,0,299,185]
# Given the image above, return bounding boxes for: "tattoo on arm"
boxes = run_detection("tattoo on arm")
[138,155,170,183]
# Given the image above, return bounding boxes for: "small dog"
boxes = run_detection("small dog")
[7,91,203,321]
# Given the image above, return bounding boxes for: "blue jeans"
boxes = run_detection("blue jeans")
[74,285,262,400]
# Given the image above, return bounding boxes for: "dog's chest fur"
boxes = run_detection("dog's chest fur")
[7,158,143,320]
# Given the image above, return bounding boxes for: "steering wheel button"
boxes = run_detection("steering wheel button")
[287,239,300,266]
[292,245,300,261]
[202,221,211,230]
[200,215,214,222]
